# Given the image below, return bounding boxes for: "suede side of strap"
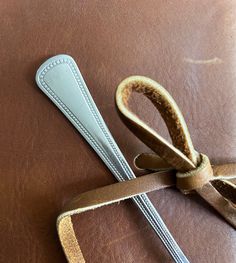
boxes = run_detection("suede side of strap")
[116,76,200,172]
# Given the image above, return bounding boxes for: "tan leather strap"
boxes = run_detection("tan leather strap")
[57,76,236,262]
[116,76,236,227]
[57,171,175,262]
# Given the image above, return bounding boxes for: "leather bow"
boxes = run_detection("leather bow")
[57,76,236,263]
[116,76,236,227]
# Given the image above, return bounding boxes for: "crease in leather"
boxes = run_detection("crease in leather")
[57,76,236,262]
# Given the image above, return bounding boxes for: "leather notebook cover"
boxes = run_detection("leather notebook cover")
[1,1,235,262]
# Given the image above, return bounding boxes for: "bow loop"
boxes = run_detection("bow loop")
[116,76,199,172]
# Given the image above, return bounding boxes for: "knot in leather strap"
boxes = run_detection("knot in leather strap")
[176,154,213,192]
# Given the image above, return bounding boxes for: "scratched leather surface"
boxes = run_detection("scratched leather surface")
[1,1,236,262]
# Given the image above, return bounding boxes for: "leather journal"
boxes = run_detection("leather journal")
[1,1,236,262]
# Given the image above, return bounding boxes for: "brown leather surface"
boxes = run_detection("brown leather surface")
[1,1,236,262]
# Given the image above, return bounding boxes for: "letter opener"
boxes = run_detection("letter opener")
[35,54,189,263]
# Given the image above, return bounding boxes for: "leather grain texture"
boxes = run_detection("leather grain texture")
[1,0,236,262]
